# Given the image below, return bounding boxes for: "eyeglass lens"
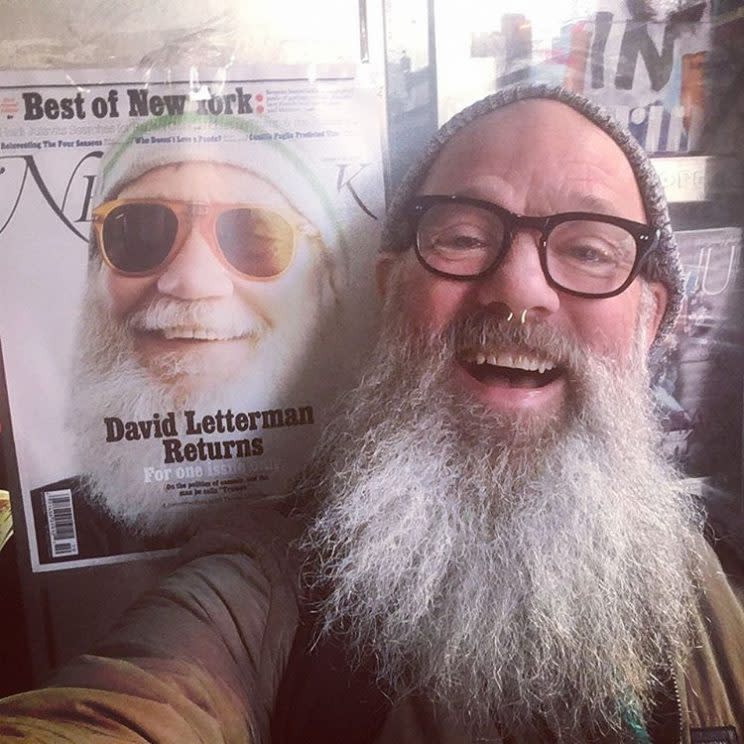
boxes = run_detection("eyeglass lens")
[101,203,295,278]
[103,203,177,274]
[215,208,294,278]
[415,202,638,295]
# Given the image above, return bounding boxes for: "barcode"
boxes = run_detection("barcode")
[43,489,79,558]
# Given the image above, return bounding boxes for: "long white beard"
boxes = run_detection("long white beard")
[304,291,703,736]
[67,277,318,538]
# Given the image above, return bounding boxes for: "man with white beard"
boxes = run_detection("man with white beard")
[30,116,342,562]
[4,85,744,742]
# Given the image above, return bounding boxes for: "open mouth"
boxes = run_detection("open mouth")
[133,326,254,344]
[458,348,563,389]
[159,327,246,341]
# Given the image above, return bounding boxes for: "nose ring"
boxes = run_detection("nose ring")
[506,309,528,324]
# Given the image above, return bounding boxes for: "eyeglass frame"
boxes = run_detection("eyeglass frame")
[91,198,312,281]
[405,194,661,299]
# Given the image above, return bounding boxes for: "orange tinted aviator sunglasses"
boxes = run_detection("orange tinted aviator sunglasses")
[92,199,305,279]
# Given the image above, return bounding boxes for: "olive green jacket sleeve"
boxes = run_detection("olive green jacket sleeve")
[0,509,301,744]
[678,535,744,738]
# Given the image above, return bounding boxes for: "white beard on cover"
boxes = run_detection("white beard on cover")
[67,276,307,538]
[305,283,703,737]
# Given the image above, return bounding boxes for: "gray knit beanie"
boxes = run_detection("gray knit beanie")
[382,83,683,339]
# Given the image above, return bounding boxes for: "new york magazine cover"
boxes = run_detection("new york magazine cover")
[0,65,384,571]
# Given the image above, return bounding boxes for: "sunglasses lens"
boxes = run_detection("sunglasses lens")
[216,208,294,278]
[102,203,178,273]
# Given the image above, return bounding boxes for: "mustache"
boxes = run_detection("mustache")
[442,311,589,372]
[126,296,269,339]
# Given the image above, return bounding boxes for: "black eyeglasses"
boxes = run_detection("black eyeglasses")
[406,195,660,299]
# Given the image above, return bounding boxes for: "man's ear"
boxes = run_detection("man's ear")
[376,253,397,298]
[644,280,669,346]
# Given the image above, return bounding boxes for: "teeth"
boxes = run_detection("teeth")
[462,349,556,373]
[161,327,238,341]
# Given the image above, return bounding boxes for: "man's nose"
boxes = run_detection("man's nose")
[156,227,234,300]
[472,230,560,317]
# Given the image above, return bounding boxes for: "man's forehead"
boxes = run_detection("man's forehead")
[424,99,633,176]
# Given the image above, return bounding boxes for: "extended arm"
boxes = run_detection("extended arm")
[0,509,301,744]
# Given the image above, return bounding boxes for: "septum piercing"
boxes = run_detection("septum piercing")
[506,309,528,324]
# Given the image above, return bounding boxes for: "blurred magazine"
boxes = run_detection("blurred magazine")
[0,490,11,553]
[436,0,711,155]
[654,226,744,498]
[0,65,384,571]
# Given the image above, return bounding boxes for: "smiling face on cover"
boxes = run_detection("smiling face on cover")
[93,160,330,395]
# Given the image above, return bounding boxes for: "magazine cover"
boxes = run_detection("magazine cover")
[654,226,744,495]
[0,65,384,571]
